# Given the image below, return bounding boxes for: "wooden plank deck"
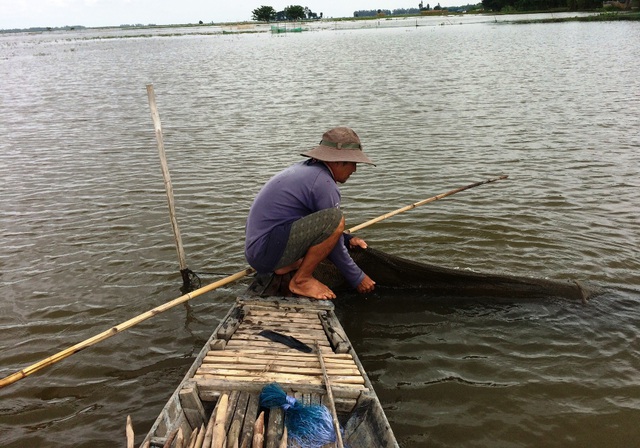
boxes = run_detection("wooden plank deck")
[193,298,368,407]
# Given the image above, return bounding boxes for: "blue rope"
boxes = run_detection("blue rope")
[260,383,342,448]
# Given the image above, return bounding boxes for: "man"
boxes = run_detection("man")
[245,127,376,300]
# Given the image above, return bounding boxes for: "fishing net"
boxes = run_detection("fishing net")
[248,246,602,302]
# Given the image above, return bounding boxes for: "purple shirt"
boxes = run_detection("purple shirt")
[245,160,365,288]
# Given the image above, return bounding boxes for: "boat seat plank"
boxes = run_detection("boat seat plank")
[197,363,360,376]
[204,350,355,361]
[194,372,365,386]
[203,352,357,367]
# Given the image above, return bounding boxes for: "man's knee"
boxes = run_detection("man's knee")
[336,215,345,233]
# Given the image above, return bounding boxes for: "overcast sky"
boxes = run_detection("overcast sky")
[1,0,461,30]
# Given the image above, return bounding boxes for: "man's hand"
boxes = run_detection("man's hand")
[357,274,375,294]
[349,237,368,249]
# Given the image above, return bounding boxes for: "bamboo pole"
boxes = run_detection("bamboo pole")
[315,341,344,448]
[126,415,134,448]
[0,267,254,389]
[347,175,508,234]
[0,175,508,389]
[147,84,192,290]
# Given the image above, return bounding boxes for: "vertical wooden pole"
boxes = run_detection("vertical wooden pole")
[146,84,191,290]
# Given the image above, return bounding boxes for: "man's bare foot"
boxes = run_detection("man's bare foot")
[289,275,336,300]
[274,259,302,275]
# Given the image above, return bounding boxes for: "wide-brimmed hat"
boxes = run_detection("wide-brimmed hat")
[301,127,375,165]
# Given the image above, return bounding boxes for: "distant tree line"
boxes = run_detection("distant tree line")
[252,5,322,22]
[354,3,484,16]
[482,0,601,10]
[354,8,420,17]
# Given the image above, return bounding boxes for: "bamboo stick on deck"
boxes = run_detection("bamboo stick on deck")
[316,341,344,448]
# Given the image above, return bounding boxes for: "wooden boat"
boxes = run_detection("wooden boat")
[141,296,399,447]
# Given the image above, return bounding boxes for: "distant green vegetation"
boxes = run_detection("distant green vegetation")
[251,4,321,22]
[512,10,640,21]
[482,0,637,12]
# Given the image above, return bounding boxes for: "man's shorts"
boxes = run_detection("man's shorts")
[274,208,343,271]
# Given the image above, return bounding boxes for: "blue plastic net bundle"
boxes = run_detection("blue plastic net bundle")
[260,382,340,448]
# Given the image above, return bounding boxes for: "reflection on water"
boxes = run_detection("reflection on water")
[1,16,639,447]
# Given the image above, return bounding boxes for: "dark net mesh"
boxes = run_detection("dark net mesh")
[248,247,602,302]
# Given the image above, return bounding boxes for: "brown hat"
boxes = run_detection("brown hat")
[301,127,375,165]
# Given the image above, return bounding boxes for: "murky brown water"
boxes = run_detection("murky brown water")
[1,16,639,447]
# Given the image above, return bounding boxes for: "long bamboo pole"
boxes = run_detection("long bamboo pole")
[347,175,508,234]
[0,175,508,389]
[147,84,192,290]
[0,268,253,389]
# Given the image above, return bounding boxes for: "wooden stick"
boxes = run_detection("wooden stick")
[186,426,200,448]
[194,423,206,448]
[347,175,508,233]
[202,405,216,448]
[163,428,180,448]
[175,427,185,448]
[252,411,265,448]
[0,267,254,389]
[212,394,230,448]
[315,341,344,448]
[126,415,134,448]
[147,84,191,289]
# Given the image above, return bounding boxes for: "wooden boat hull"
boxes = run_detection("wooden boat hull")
[141,297,398,447]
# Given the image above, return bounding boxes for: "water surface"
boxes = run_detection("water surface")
[1,16,639,447]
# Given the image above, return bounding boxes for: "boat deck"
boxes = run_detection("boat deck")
[143,297,397,448]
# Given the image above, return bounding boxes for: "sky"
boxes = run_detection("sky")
[0,0,461,30]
